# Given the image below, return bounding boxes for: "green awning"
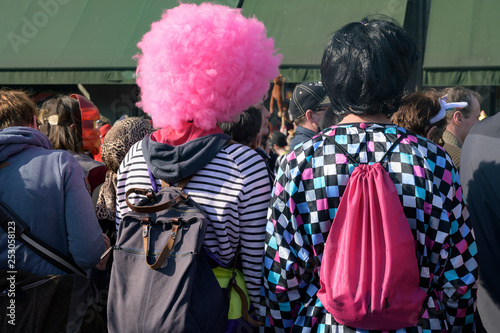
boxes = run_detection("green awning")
[423,0,500,86]
[1,0,406,85]
[0,0,239,85]
[241,0,407,83]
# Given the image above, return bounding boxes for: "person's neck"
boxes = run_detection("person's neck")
[445,126,464,145]
[339,113,392,125]
[275,147,287,155]
[302,121,320,133]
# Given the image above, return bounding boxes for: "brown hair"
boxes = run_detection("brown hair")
[0,89,37,129]
[38,95,83,152]
[391,89,446,145]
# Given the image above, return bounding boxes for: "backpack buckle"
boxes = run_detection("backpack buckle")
[145,189,156,202]
[141,217,150,238]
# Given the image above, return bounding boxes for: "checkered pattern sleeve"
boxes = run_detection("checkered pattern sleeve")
[433,166,478,331]
[260,146,313,332]
[260,124,478,333]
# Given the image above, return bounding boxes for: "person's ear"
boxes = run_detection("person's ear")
[452,111,463,126]
[29,115,38,129]
[426,125,438,141]
[305,109,314,122]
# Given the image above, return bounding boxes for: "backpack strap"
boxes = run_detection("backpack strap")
[325,132,406,165]
[0,201,87,276]
[142,216,180,270]
[139,138,236,270]
[325,136,359,166]
[232,281,264,326]
[173,176,193,191]
[125,188,188,213]
[147,168,196,193]
[221,247,264,326]
[377,133,406,164]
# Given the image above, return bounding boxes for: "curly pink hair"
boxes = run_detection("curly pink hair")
[135,3,282,130]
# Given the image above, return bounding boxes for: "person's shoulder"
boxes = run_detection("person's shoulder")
[120,140,145,164]
[221,141,257,157]
[219,142,269,170]
[40,148,81,165]
[469,112,500,136]
[394,126,454,166]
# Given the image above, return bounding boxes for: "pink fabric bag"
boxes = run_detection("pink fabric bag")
[317,135,427,330]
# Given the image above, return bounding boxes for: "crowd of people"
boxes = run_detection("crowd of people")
[0,2,498,333]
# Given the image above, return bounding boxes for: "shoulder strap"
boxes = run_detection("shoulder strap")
[325,133,406,165]
[325,136,359,165]
[125,187,189,213]
[144,172,194,194]
[0,201,87,276]
[172,175,193,191]
[378,134,406,164]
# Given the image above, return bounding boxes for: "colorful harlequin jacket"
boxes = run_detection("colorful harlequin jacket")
[260,123,478,333]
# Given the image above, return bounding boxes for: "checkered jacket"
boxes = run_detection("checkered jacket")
[260,124,478,333]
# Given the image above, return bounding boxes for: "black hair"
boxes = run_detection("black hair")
[318,106,343,130]
[270,131,287,148]
[321,16,419,117]
[219,107,261,146]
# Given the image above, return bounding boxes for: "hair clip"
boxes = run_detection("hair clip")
[45,115,59,126]
[429,97,468,124]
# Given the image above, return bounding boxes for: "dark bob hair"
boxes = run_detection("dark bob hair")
[219,107,261,147]
[321,16,419,117]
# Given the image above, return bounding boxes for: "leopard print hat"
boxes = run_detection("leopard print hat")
[95,117,154,221]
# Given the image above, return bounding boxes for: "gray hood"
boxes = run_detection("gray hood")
[0,127,52,163]
[142,133,231,183]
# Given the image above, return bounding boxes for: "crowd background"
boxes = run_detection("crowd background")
[1,2,500,333]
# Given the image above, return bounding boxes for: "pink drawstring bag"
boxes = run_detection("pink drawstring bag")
[317,135,427,330]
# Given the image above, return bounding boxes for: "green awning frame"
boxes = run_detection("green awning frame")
[1,0,406,85]
[423,0,500,86]
[423,69,500,87]
[0,70,137,85]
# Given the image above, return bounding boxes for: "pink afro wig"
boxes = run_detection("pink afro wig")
[135,3,282,130]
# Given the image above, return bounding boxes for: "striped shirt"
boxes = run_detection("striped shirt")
[116,140,271,309]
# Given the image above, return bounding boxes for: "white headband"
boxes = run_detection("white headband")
[429,97,468,124]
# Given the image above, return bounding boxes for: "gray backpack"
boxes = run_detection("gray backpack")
[107,178,229,333]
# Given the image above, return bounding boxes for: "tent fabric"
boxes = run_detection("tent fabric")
[241,0,407,83]
[423,0,500,86]
[0,0,406,85]
[0,0,239,85]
